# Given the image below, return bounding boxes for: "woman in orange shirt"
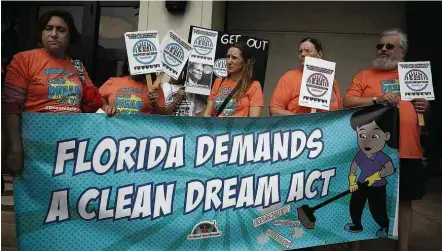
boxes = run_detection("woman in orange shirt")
[100,60,165,116]
[270,37,342,115]
[203,42,264,117]
[2,10,102,176]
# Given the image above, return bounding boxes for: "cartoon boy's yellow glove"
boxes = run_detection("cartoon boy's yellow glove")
[365,171,381,186]
[348,174,358,192]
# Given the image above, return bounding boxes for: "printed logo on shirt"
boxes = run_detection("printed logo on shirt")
[214,87,237,116]
[114,93,143,114]
[45,68,81,106]
[380,79,400,94]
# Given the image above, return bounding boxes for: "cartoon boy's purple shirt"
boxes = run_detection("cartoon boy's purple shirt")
[354,151,392,187]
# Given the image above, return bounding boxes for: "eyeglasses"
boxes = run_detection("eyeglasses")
[376,43,401,50]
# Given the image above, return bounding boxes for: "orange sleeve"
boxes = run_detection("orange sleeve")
[269,72,293,109]
[156,86,165,108]
[346,72,364,97]
[5,53,31,89]
[99,78,114,100]
[333,80,343,109]
[82,67,96,88]
[209,78,222,101]
[248,81,264,107]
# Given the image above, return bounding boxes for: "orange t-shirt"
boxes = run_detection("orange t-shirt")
[346,68,422,159]
[99,76,165,114]
[4,48,91,113]
[209,78,264,117]
[270,69,342,114]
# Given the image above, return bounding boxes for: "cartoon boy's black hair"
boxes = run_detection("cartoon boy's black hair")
[350,104,399,149]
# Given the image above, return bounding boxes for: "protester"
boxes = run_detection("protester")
[269,37,342,115]
[1,10,103,176]
[203,42,263,117]
[162,76,206,116]
[343,29,430,251]
[99,60,165,116]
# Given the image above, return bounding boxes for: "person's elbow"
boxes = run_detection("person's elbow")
[269,106,280,116]
[343,96,354,108]
[249,107,262,117]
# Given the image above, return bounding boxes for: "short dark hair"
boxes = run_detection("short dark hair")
[38,10,80,45]
[299,37,323,53]
[350,104,399,149]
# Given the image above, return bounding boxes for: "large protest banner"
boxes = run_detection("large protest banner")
[14,104,399,250]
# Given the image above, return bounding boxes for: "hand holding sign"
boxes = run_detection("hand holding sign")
[299,57,336,112]
[398,61,435,126]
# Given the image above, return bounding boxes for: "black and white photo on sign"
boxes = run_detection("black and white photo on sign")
[184,62,214,96]
[299,56,336,110]
[163,80,206,116]
[398,61,435,101]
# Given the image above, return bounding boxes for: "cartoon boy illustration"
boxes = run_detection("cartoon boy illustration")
[344,104,399,238]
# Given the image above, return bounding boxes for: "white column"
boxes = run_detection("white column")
[137,0,226,40]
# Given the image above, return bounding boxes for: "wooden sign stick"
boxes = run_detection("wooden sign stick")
[418,113,425,127]
[145,74,153,92]
[153,72,165,89]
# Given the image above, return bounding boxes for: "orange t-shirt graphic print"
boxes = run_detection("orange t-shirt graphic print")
[270,69,342,114]
[99,77,165,114]
[209,78,264,117]
[5,49,83,113]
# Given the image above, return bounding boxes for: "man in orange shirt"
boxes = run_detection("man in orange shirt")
[343,29,430,251]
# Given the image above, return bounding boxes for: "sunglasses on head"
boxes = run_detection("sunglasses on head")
[376,43,401,50]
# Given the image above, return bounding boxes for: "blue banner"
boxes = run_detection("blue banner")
[14,104,400,250]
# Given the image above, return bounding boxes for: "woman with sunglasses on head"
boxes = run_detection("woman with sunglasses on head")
[269,37,342,116]
[203,42,263,117]
[2,10,103,176]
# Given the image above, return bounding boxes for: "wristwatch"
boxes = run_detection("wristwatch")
[372,96,378,104]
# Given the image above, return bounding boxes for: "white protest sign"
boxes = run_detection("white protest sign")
[124,30,162,75]
[160,30,193,80]
[398,61,435,101]
[186,27,218,95]
[213,58,227,78]
[189,27,218,65]
[299,57,336,110]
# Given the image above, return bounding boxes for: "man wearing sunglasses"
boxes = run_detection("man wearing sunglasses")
[343,29,430,251]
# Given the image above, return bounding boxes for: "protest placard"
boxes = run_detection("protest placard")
[186,27,218,95]
[160,30,193,80]
[299,56,336,111]
[398,61,435,101]
[124,30,162,75]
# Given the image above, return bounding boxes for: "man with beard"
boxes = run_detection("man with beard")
[343,29,430,251]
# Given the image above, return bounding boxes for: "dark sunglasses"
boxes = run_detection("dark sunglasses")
[376,43,401,50]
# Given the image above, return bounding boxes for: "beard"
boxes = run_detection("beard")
[372,56,399,70]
